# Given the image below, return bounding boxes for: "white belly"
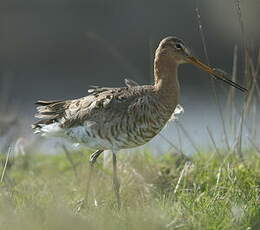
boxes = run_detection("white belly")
[65,126,114,150]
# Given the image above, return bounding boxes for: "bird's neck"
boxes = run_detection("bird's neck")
[153,51,180,107]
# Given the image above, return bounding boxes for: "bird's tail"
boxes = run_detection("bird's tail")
[32,100,67,134]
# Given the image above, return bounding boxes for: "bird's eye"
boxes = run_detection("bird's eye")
[175,43,182,50]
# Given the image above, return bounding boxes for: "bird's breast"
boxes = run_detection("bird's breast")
[95,103,175,149]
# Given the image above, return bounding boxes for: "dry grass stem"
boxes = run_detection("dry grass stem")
[1,146,12,183]
[196,2,230,150]
[206,127,221,156]
[173,161,191,194]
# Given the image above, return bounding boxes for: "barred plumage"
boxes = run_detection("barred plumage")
[32,36,246,208]
[33,83,176,150]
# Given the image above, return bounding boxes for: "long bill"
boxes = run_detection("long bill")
[187,56,248,92]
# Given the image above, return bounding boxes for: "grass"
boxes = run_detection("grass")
[0,149,259,230]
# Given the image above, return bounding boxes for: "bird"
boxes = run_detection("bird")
[32,36,247,208]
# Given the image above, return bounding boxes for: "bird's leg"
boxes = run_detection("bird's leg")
[112,150,121,209]
[75,149,104,213]
[82,150,103,208]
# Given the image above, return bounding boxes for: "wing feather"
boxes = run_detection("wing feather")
[32,79,150,132]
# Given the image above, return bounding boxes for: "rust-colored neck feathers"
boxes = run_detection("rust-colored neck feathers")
[153,46,180,107]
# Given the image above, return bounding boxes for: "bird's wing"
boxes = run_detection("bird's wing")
[32,82,150,130]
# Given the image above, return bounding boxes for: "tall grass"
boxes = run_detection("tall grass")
[193,0,260,158]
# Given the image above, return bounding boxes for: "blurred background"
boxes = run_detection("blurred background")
[0,0,259,154]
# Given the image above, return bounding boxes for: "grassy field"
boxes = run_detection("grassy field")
[0,149,259,230]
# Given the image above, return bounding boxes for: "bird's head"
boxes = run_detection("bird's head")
[157,36,247,92]
[158,36,191,64]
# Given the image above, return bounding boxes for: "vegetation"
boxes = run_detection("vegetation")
[0,1,259,230]
[0,149,259,230]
